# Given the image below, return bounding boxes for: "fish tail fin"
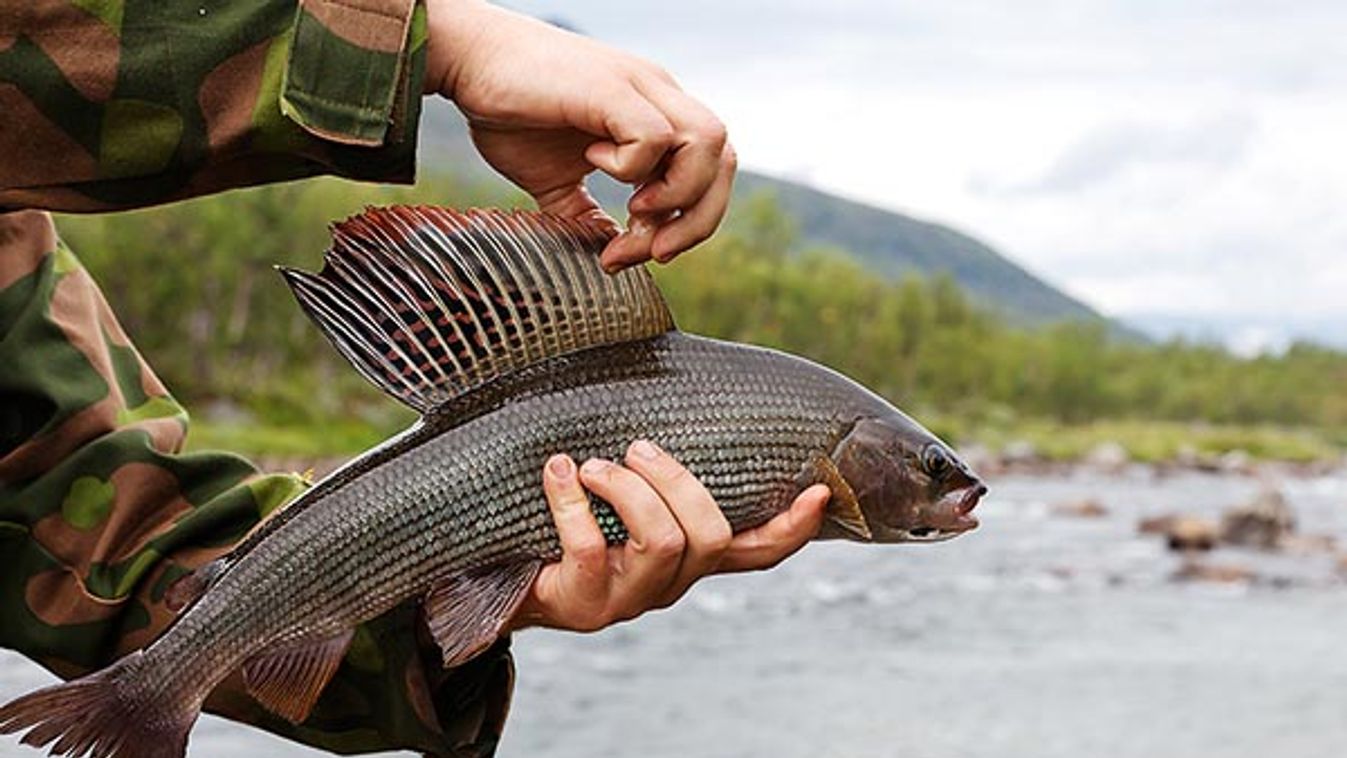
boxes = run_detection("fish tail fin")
[0,652,195,758]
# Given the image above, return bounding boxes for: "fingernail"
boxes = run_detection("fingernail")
[630,439,660,459]
[580,458,610,476]
[547,454,573,478]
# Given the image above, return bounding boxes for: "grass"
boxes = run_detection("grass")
[185,418,404,458]
[960,418,1344,463]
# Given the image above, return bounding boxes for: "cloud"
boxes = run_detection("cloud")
[504,0,1347,337]
[1002,112,1258,195]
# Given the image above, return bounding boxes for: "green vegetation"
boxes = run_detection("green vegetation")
[55,179,1347,462]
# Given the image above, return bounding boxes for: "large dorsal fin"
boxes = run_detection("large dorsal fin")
[279,206,676,414]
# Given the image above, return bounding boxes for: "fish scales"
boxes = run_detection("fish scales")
[132,333,869,707]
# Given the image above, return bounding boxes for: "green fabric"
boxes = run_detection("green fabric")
[282,2,418,145]
[0,0,426,212]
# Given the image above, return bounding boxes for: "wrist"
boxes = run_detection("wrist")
[422,0,494,98]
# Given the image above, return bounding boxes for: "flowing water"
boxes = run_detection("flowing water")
[3,469,1346,757]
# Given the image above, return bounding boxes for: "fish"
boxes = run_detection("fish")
[0,206,986,757]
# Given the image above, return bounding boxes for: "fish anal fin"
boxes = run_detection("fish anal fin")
[241,629,355,724]
[163,558,227,613]
[425,560,541,668]
[809,455,872,541]
[280,207,676,414]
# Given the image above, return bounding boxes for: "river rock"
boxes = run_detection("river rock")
[1163,516,1219,551]
[1219,449,1254,475]
[1052,498,1109,518]
[1002,439,1040,465]
[1172,559,1256,584]
[1138,514,1176,534]
[1220,487,1295,549]
[1277,533,1336,555]
[1084,441,1129,473]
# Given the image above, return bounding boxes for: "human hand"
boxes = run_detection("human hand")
[423,0,736,271]
[510,440,830,632]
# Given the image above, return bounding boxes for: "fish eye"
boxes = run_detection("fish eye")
[921,445,951,479]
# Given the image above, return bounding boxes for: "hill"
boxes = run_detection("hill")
[419,103,1104,326]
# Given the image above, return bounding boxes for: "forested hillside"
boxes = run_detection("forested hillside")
[50,178,1347,461]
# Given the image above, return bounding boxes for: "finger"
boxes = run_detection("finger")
[716,484,829,573]
[623,440,731,607]
[542,454,610,617]
[578,458,685,618]
[532,184,621,237]
[649,143,736,262]
[583,87,675,184]
[599,210,674,273]
[628,83,728,216]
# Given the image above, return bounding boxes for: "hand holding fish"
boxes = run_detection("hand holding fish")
[514,443,832,632]
[424,0,735,271]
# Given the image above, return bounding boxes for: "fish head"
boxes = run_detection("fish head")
[827,415,986,543]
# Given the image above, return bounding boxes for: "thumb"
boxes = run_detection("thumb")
[715,484,830,574]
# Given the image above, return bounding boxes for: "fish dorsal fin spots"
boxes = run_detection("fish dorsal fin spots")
[424,560,541,668]
[279,207,676,413]
[241,629,355,725]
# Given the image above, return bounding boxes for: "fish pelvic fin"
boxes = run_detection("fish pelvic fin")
[0,651,195,758]
[425,560,541,668]
[279,207,676,415]
[241,628,355,725]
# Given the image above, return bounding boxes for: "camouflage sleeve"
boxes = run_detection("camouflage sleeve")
[0,1,427,213]
[0,211,512,757]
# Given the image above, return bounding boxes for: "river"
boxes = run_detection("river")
[3,469,1346,757]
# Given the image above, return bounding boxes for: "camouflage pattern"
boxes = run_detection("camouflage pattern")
[0,211,514,756]
[0,0,427,213]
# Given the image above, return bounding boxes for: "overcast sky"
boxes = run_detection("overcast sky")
[506,0,1346,339]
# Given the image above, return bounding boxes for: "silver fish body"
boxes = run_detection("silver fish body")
[147,332,880,704]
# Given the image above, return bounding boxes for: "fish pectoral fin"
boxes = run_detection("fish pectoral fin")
[241,628,355,725]
[810,455,872,541]
[424,560,541,668]
[163,558,228,613]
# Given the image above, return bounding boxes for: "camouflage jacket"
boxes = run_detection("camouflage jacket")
[0,0,425,212]
[1,3,516,756]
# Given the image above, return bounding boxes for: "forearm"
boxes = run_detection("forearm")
[0,1,427,213]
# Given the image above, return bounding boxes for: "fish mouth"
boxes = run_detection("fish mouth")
[919,482,987,538]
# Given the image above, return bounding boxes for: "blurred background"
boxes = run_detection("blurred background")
[4,1,1347,756]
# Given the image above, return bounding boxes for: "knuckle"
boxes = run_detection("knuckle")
[644,527,687,558]
[573,534,608,561]
[697,119,728,150]
[700,524,733,555]
[648,123,676,148]
[611,163,646,182]
[723,143,739,170]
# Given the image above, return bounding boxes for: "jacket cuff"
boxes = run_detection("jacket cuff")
[281,0,425,147]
